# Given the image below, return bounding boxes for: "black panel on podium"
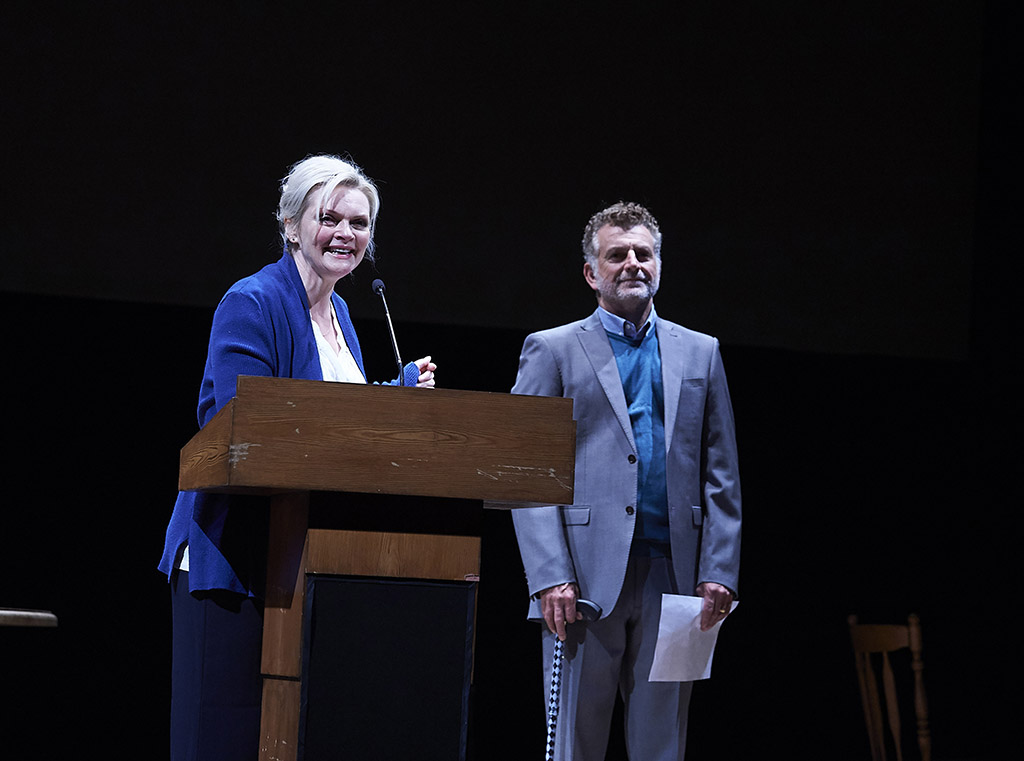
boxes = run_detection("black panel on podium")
[299,576,476,760]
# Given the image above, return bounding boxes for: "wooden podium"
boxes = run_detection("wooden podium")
[178,376,575,761]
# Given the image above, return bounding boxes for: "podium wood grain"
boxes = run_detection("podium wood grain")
[180,376,575,505]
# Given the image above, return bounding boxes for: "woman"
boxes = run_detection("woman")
[159,155,436,761]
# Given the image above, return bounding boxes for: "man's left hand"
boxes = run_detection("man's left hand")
[696,581,733,631]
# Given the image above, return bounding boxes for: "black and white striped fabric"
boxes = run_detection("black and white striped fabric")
[545,638,565,760]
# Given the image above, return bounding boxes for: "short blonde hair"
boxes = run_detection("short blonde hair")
[276,154,381,260]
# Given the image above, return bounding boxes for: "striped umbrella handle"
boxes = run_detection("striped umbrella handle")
[545,637,565,761]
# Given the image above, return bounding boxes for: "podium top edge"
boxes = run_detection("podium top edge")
[234,375,572,405]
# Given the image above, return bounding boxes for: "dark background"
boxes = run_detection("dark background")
[1,2,1015,759]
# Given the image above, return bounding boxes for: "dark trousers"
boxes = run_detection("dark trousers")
[170,571,264,761]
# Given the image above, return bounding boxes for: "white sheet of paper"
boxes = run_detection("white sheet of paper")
[648,594,738,682]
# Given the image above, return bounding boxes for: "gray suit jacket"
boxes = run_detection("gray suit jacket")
[511,310,742,621]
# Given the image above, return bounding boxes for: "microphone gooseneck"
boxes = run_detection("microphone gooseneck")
[371,279,404,385]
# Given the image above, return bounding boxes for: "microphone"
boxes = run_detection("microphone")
[371,278,404,385]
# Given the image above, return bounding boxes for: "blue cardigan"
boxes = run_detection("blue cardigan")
[159,252,418,596]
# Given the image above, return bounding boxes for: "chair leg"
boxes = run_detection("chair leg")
[908,615,931,761]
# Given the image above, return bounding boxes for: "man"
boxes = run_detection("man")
[510,202,741,760]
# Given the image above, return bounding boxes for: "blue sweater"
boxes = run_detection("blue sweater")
[607,326,670,556]
[159,252,418,596]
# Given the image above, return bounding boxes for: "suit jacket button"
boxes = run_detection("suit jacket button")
[628,454,637,464]
[625,505,635,515]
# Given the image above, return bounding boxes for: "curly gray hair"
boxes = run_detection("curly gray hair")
[581,201,662,265]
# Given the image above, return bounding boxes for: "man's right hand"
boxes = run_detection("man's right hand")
[540,582,579,641]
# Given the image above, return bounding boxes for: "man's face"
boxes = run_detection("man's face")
[584,224,660,320]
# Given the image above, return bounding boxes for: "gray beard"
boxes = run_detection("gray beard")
[593,272,660,306]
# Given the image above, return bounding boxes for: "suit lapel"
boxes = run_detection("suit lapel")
[578,311,637,453]
[657,320,685,454]
[276,251,323,381]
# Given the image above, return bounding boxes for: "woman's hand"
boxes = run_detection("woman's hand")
[413,356,437,388]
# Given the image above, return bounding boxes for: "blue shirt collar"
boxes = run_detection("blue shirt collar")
[596,303,658,341]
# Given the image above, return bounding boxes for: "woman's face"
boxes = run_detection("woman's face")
[287,185,372,286]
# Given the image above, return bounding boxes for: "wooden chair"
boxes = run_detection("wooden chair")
[848,613,931,761]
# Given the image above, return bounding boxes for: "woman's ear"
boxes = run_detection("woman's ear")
[283,219,298,246]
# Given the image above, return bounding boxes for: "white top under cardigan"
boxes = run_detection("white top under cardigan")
[310,305,367,384]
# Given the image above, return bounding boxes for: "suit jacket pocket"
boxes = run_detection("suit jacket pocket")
[563,506,591,526]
